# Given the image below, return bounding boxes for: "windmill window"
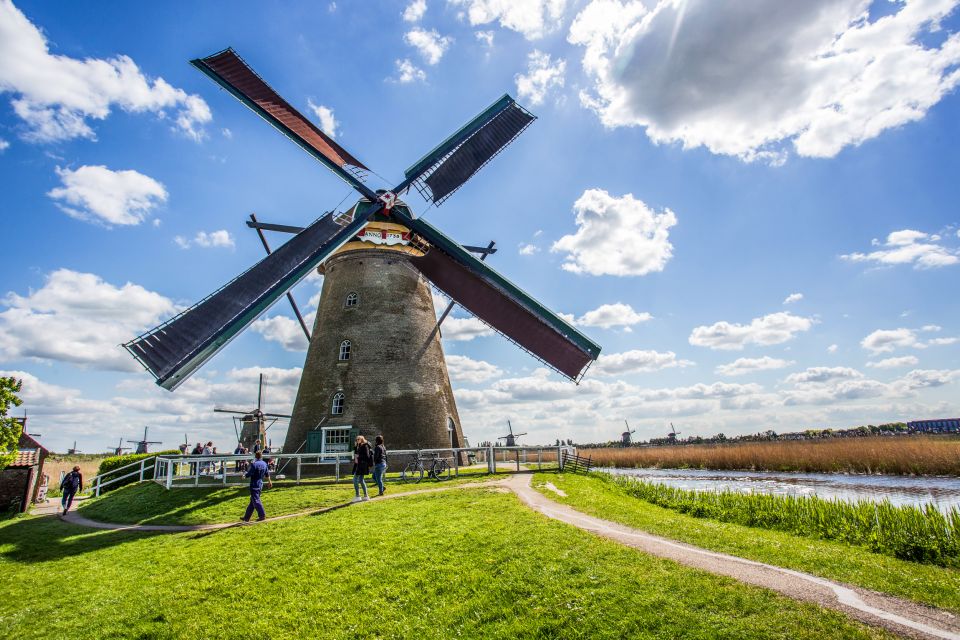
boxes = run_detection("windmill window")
[338,340,351,361]
[345,292,359,307]
[331,392,345,415]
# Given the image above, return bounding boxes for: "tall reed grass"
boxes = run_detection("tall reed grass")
[603,473,960,566]
[589,436,960,475]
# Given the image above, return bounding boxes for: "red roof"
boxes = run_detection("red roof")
[11,448,40,467]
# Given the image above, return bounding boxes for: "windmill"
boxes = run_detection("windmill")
[668,422,681,443]
[499,421,527,447]
[214,373,291,450]
[123,48,601,458]
[66,441,80,455]
[127,426,162,455]
[621,420,636,446]
[113,438,132,456]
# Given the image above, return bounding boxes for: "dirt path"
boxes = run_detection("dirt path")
[41,475,960,639]
[506,474,960,640]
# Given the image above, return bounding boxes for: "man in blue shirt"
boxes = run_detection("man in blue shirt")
[242,450,273,522]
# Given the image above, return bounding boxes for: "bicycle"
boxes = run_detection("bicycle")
[401,452,451,483]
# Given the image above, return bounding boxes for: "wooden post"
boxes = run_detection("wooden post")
[454,448,459,478]
[166,458,174,489]
[537,449,542,471]
[139,458,146,482]
[487,446,495,474]
[335,456,340,482]
[296,457,301,485]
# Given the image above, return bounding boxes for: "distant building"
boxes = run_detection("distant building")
[908,418,960,433]
[0,432,49,513]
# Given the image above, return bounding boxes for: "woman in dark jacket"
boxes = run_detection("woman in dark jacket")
[352,435,373,502]
[372,435,387,496]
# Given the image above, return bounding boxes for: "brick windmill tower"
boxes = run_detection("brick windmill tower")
[124,48,602,456]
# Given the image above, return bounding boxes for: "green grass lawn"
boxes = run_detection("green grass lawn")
[533,472,960,613]
[1,485,890,639]
[77,474,496,525]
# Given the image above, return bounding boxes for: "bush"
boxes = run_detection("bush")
[95,451,179,493]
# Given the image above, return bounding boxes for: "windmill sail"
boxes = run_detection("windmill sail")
[125,211,369,390]
[191,48,371,195]
[393,209,600,381]
[403,95,535,205]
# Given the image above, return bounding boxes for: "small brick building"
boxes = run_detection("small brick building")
[0,433,49,513]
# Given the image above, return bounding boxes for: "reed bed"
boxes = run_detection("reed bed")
[604,473,960,566]
[589,436,960,475]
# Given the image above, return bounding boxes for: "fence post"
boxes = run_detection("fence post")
[537,448,542,471]
[139,458,146,482]
[558,446,564,471]
[166,458,173,489]
[487,446,495,474]
[335,457,340,482]
[95,476,101,497]
[454,448,459,478]
[516,449,521,472]
[194,458,200,487]
[296,457,301,485]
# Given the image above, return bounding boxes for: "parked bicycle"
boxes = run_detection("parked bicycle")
[401,452,451,483]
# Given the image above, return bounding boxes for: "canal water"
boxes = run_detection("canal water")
[604,467,960,512]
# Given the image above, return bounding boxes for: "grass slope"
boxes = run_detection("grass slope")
[1,486,888,639]
[77,476,494,525]
[533,472,960,613]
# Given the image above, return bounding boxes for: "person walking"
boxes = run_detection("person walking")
[352,435,373,502]
[59,465,82,515]
[372,435,387,497]
[242,450,272,522]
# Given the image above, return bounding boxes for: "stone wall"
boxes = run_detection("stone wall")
[284,248,463,456]
[0,467,33,512]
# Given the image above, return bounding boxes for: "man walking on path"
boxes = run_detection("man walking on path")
[242,450,272,522]
[59,465,82,515]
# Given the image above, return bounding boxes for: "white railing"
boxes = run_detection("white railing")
[150,445,576,489]
[85,456,156,497]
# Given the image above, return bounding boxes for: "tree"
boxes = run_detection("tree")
[0,377,24,471]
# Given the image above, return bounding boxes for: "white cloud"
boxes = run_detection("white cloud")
[251,315,311,352]
[450,0,567,40]
[518,243,539,255]
[515,50,565,106]
[593,350,693,376]
[785,367,863,385]
[404,28,453,65]
[867,355,920,369]
[894,368,960,391]
[221,128,233,139]
[568,0,960,162]
[922,324,943,332]
[783,293,803,305]
[0,138,8,151]
[0,269,176,371]
[445,354,502,383]
[394,59,427,83]
[827,344,839,354]
[47,165,167,227]
[175,229,235,250]
[689,312,814,351]
[552,189,677,276]
[574,302,651,330]
[475,30,495,47]
[403,0,427,22]
[307,100,338,138]
[442,316,494,341]
[930,337,959,346]
[842,229,959,269]
[0,1,211,142]
[860,327,924,354]
[716,356,793,377]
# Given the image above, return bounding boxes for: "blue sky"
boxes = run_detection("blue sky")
[1,0,959,453]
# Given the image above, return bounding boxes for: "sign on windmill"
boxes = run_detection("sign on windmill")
[123,48,602,460]
[213,373,291,449]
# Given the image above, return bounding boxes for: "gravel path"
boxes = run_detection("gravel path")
[39,475,960,639]
[507,473,960,640]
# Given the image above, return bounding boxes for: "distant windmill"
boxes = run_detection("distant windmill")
[127,426,162,454]
[498,420,527,447]
[66,441,80,455]
[668,422,681,442]
[621,420,636,446]
[214,373,291,450]
[113,438,132,456]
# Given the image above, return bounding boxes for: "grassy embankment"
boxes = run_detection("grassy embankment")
[589,435,960,474]
[533,472,960,613]
[1,484,889,639]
